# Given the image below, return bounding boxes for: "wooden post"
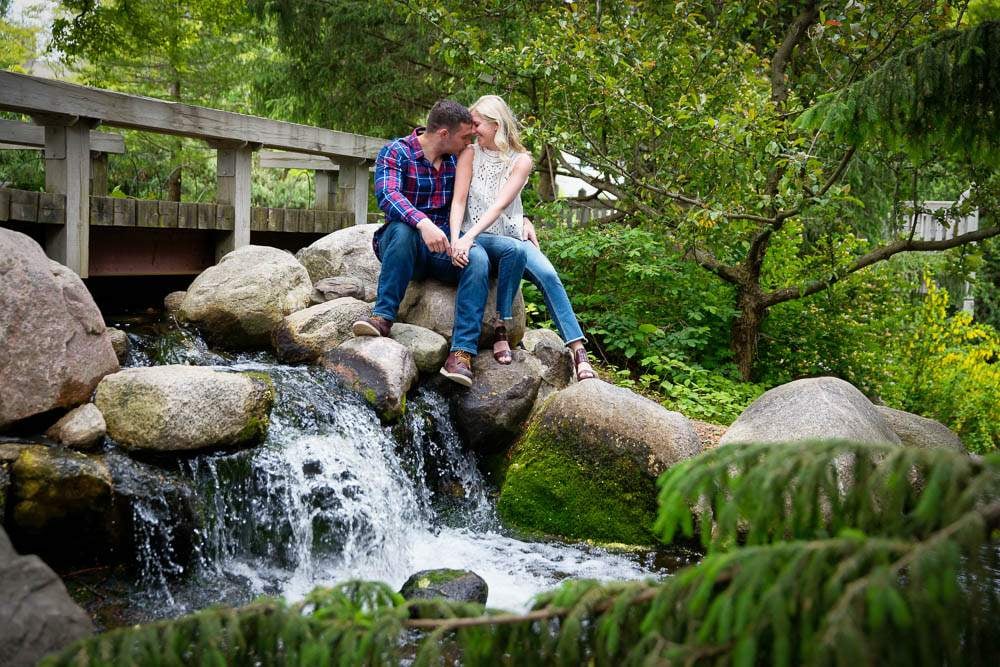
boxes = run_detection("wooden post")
[40,116,94,277]
[90,151,109,196]
[213,141,256,261]
[335,159,372,227]
[314,170,337,211]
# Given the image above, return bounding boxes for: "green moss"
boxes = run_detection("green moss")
[497,421,658,546]
[237,372,275,444]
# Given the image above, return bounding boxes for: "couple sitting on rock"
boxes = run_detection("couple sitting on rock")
[352,97,597,388]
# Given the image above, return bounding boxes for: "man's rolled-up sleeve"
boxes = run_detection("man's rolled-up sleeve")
[375,144,429,228]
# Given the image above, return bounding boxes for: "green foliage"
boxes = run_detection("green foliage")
[974,236,1000,330]
[0,11,36,72]
[44,444,1000,666]
[798,20,1000,164]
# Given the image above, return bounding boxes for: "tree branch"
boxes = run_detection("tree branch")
[771,2,820,107]
[763,225,1000,307]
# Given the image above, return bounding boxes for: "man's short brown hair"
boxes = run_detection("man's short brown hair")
[426,99,473,132]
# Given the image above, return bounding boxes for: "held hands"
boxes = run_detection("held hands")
[451,236,474,268]
[522,218,540,249]
[417,219,450,254]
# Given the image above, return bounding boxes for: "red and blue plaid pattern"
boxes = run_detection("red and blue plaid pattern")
[372,128,456,258]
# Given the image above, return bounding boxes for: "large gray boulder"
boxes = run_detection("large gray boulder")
[272,297,372,363]
[1,444,197,568]
[296,224,382,301]
[452,350,544,453]
[875,406,966,452]
[398,278,526,349]
[323,337,418,421]
[178,245,312,348]
[399,569,489,605]
[45,403,106,450]
[0,525,94,667]
[498,381,700,544]
[389,323,449,373]
[0,229,119,429]
[95,365,273,451]
[719,377,902,447]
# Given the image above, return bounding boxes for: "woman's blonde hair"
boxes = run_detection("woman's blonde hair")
[470,94,526,157]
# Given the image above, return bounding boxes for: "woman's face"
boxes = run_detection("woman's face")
[472,110,498,146]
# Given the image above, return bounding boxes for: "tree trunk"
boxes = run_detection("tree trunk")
[732,285,767,381]
[537,144,557,201]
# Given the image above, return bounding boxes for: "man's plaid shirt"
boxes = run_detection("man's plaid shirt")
[372,127,456,259]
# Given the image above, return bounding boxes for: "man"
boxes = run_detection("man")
[353,100,523,387]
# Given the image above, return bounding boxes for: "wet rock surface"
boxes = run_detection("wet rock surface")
[45,403,107,450]
[400,568,489,605]
[322,337,418,421]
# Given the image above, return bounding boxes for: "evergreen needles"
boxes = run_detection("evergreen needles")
[42,443,999,666]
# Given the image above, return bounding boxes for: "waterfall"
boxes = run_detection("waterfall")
[120,322,666,618]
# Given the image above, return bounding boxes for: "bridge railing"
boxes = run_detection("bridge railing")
[0,71,386,277]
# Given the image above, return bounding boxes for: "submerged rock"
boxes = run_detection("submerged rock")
[0,228,119,429]
[95,365,274,451]
[498,381,700,545]
[323,337,417,421]
[719,377,901,447]
[0,525,94,667]
[272,297,371,363]
[397,278,526,350]
[297,224,382,301]
[45,403,106,450]
[178,245,312,348]
[875,406,966,452]
[399,568,488,605]
[389,323,449,373]
[1,443,197,568]
[452,350,544,453]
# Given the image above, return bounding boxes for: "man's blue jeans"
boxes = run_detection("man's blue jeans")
[372,222,489,355]
[467,232,527,322]
[522,240,586,345]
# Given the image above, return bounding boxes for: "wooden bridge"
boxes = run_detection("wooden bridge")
[0,71,386,278]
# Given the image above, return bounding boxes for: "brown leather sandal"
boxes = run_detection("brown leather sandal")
[493,318,512,365]
[574,348,597,381]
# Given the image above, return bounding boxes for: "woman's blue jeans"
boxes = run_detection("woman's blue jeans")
[522,241,586,345]
[469,232,527,322]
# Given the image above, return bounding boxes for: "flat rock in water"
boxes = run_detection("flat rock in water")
[389,323,449,373]
[397,278,526,349]
[296,224,382,301]
[272,297,371,363]
[95,365,274,451]
[875,405,965,452]
[322,337,418,421]
[45,403,106,450]
[178,245,312,348]
[399,568,488,605]
[0,525,94,667]
[452,350,544,453]
[719,377,901,447]
[0,229,119,429]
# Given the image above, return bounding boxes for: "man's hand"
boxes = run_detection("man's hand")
[417,219,450,254]
[522,217,540,249]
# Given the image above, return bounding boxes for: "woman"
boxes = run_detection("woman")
[450,95,596,380]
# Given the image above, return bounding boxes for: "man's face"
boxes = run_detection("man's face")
[442,123,475,155]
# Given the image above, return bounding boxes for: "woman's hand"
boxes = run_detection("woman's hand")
[451,236,475,268]
[522,218,540,249]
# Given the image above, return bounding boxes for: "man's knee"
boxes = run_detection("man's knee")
[381,222,420,257]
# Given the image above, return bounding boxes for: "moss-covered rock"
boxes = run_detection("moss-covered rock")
[497,381,701,545]
[399,568,488,605]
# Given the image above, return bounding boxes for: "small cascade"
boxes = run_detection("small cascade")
[114,320,668,619]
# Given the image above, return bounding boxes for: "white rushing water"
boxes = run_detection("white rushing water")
[124,325,669,617]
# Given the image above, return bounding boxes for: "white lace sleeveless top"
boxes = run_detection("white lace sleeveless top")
[461,143,526,238]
